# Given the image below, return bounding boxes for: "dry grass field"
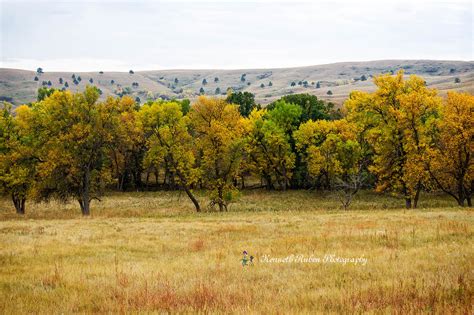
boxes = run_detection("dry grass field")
[0,190,472,313]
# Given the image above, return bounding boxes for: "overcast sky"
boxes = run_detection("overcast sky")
[0,0,472,71]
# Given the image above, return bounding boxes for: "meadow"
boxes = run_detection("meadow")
[0,190,472,313]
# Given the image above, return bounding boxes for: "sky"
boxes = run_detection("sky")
[0,0,472,71]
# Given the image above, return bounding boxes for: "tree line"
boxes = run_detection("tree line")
[0,71,472,215]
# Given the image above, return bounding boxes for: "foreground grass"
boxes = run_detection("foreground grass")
[0,190,472,313]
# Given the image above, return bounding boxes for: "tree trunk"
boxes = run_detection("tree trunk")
[282,164,287,191]
[457,180,465,207]
[133,170,142,191]
[175,169,201,212]
[218,186,225,212]
[184,186,200,212]
[413,186,421,209]
[467,197,472,207]
[263,173,274,190]
[145,171,150,191]
[12,193,26,215]
[80,168,91,216]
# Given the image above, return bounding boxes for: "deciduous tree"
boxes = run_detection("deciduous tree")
[427,92,473,206]
[189,96,244,211]
[141,101,201,211]
[345,71,441,208]
[0,103,37,214]
[32,87,115,215]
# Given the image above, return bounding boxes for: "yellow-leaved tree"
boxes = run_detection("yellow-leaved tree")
[427,92,473,206]
[140,100,201,211]
[294,119,369,209]
[106,96,145,191]
[243,105,297,190]
[32,87,115,215]
[0,103,38,214]
[345,71,441,208]
[189,96,245,211]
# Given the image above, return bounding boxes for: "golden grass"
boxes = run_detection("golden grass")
[0,190,472,313]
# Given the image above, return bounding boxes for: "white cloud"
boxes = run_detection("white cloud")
[1,0,472,71]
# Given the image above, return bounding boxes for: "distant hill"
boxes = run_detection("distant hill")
[1,60,473,107]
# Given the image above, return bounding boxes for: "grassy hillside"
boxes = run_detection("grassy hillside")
[1,60,473,107]
[0,190,472,313]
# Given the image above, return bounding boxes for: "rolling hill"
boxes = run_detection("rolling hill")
[1,60,473,107]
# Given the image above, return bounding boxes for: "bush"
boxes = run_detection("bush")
[327,90,333,95]
[454,77,461,83]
